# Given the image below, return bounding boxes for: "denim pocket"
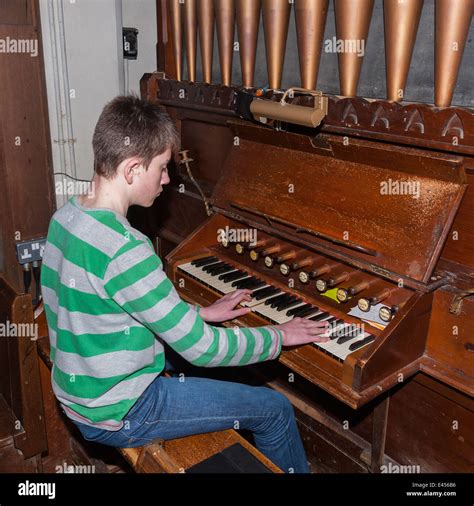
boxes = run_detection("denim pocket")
[125,377,165,428]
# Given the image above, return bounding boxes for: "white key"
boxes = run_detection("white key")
[179,262,240,295]
[317,325,369,360]
[253,302,291,324]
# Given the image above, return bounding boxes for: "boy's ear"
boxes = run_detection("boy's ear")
[122,157,143,184]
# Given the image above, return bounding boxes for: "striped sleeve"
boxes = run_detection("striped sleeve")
[103,240,282,367]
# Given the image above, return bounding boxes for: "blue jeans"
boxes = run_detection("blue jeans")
[74,376,309,473]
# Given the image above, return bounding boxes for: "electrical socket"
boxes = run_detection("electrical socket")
[16,238,47,265]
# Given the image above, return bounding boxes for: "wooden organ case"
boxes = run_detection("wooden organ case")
[138,0,474,473]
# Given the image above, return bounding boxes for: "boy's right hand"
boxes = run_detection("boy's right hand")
[277,318,330,347]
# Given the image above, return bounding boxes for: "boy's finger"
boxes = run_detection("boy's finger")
[231,307,252,318]
[312,336,330,343]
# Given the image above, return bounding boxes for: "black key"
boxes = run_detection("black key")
[220,270,246,282]
[206,263,229,274]
[324,316,338,326]
[277,299,300,313]
[327,319,345,332]
[288,303,312,317]
[270,294,294,308]
[277,297,301,312]
[253,286,279,300]
[234,276,258,288]
[265,293,288,306]
[208,264,234,276]
[232,276,252,287]
[203,261,226,273]
[191,256,218,267]
[309,311,329,321]
[215,265,237,276]
[349,335,375,351]
[328,321,348,340]
[336,326,364,344]
[295,306,319,318]
[244,280,266,290]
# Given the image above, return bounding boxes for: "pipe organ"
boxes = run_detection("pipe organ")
[139,0,474,474]
[163,0,472,106]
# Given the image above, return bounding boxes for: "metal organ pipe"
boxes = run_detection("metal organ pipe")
[435,0,473,107]
[198,0,215,84]
[236,0,261,88]
[169,0,183,81]
[262,0,292,90]
[384,0,424,102]
[295,0,329,91]
[215,0,236,86]
[334,0,375,97]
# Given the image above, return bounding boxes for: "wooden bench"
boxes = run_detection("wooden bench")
[34,305,281,473]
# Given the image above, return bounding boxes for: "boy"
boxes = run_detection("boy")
[41,95,329,473]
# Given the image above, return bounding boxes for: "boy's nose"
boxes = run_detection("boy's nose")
[161,171,171,185]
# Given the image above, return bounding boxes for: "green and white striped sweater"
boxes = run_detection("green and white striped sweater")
[41,197,282,430]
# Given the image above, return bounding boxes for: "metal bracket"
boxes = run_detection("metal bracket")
[449,288,474,315]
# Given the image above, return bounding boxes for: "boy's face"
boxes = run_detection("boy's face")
[132,149,171,207]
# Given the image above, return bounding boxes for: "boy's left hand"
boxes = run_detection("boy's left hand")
[199,289,253,323]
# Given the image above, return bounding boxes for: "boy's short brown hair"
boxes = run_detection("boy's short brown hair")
[93,95,179,178]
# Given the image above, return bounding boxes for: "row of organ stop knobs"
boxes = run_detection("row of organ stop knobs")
[223,237,400,322]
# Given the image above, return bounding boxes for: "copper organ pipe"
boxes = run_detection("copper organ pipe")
[236,0,261,88]
[198,0,215,84]
[435,0,473,107]
[169,0,183,81]
[262,0,292,90]
[295,0,329,90]
[334,0,375,96]
[215,0,236,86]
[183,0,197,82]
[384,0,424,102]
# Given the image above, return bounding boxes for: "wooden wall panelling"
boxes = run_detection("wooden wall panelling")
[423,288,474,394]
[383,374,473,472]
[0,0,55,292]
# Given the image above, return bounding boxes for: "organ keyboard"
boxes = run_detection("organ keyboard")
[178,256,375,362]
